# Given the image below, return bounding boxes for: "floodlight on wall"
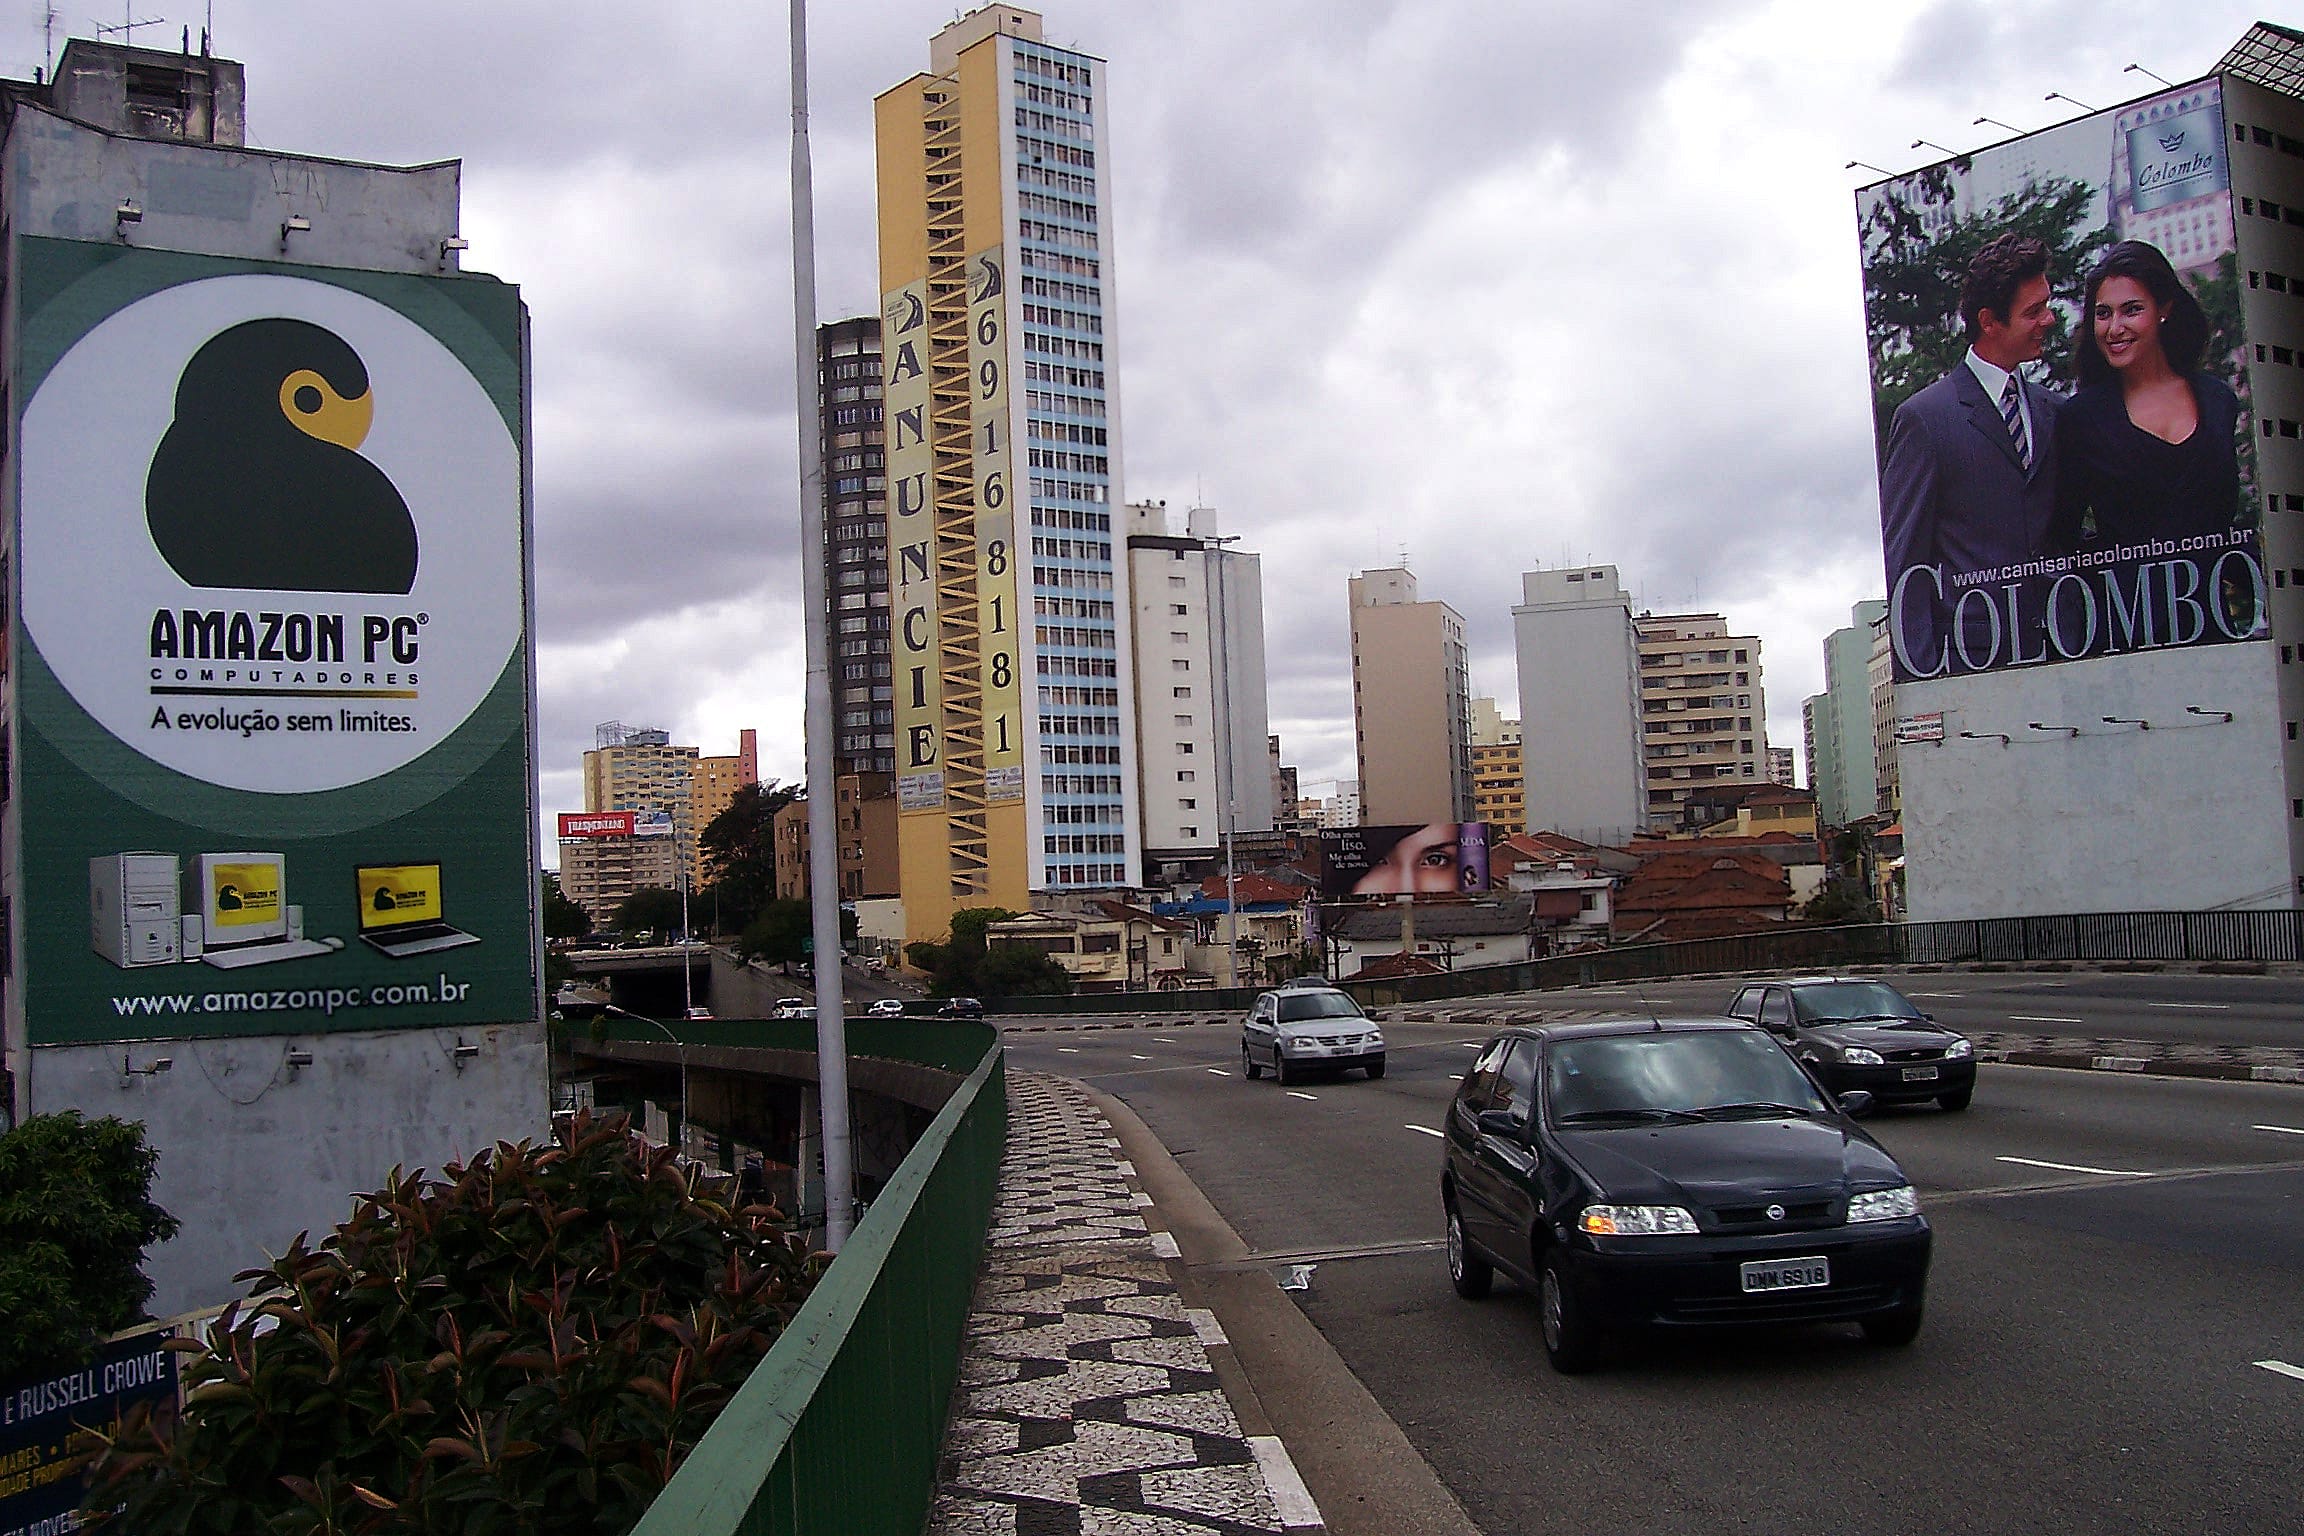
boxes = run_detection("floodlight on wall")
[1957,730,2011,747]
[452,1041,482,1070]
[285,1047,315,1070]
[279,214,310,251]
[122,1053,173,1076]
[114,199,142,230]
[2123,64,2173,89]
[2027,721,2080,738]
[1973,116,2022,134]
[2186,705,2235,723]
[2043,91,2097,114]
[1844,159,1892,176]
[1911,138,1956,156]
[2102,715,2151,730]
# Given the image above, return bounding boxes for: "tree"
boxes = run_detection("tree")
[539,870,591,941]
[88,1111,821,1535]
[0,1112,180,1377]
[739,899,811,967]
[698,781,800,935]
[613,885,686,939]
[979,943,1076,997]
[1802,878,1883,926]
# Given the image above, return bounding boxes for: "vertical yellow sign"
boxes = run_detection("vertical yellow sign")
[969,249,1024,802]
[883,279,942,810]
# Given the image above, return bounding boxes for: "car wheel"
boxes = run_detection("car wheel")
[1539,1250,1602,1374]
[1446,1204,1491,1299]
[1365,1056,1386,1080]
[1275,1052,1294,1087]
[1937,1086,1973,1111]
[1243,1045,1263,1081]
[1862,1302,1924,1346]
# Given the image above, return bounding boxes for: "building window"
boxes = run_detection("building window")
[1177,770,1196,781]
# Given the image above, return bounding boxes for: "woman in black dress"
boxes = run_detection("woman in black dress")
[2061,239,2244,547]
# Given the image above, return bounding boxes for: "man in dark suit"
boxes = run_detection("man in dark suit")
[1880,233,2066,679]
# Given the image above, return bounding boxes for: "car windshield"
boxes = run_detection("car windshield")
[1546,1031,1830,1121]
[1276,991,1363,1022]
[1790,981,1924,1024]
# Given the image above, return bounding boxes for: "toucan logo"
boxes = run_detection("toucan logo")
[145,318,419,595]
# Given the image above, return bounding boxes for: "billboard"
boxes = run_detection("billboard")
[1859,80,2262,683]
[559,811,634,838]
[15,243,534,1042]
[1320,823,1491,897]
[883,277,942,811]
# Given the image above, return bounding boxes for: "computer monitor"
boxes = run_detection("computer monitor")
[192,852,288,948]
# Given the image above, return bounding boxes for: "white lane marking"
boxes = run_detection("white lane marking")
[1905,990,1963,998]
[2150,1002,2230,1010]
[1248,1435,1324,1530]
[1457,1041,1484,1049]
[2252,1124,2304,1137]
[1130,1053,1150,1061]
[1997,1155,2146,1177]
[1449,1074,1464,1081]
[1405,1124,1444,1139]
[1154,1037,1177,1043]
[1287,1090,1317,1101]
[2254,1359,2304,1382]
[1150,1231,1182,1259]
[1057,1046,1081,1053]
[1186,1307,1228,1347]
[1206,1067,1230,1077]
[2010,1014,2086,1024]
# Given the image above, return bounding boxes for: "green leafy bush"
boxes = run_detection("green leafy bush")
[0,1111,180,1378]
[89,1110,822,1534]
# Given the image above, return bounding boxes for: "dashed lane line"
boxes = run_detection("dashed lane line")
[2254,1360,2304,1383]
[2150,1001,2231,1010]
[1405,1124,1444,1138]
[1058,1047,1081,1054]
[2010,1014,2086,1024]
[1286,1090,1317,1101]
[1130,1054,1150,1061]
[1997,1154,2147,1177]
[2252,1124,2304,1136]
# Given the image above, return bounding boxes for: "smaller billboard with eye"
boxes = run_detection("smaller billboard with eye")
[1320,823,1490,898]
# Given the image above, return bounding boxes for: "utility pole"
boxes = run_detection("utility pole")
[789,0,854,1252]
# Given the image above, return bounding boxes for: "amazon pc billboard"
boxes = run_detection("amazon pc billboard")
[1859,79,2263,684]
[12,243,536,1044]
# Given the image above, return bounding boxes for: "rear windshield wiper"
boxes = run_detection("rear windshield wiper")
[1555,1107,1707,1125]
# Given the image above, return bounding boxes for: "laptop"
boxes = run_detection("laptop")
[355,862,481,958]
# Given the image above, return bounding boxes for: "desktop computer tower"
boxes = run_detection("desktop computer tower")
[91,852,182,966]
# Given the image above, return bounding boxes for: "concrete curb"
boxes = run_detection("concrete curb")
[1090,1084,1484,1536]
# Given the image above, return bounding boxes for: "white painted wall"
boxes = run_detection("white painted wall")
[1515,568,1646,844]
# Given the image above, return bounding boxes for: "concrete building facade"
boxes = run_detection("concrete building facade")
[1635,613,1769,829]
[1808,600,1888,827]
[1467,697,1525,834]
[875,5,1143,945]
[819,317,896,781]
[1348,567,1473,826]
[1513,566,1646,845]
[1124,502,1273,862]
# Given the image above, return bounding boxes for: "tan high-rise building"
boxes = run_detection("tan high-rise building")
[691,728,759,876]
[1467,697,1525,834]
[1634,614,1768,828]
[875,5,1142,945]
[1348,567,1472,826]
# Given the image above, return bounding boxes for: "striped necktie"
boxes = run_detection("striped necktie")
[2000,374,2031,473]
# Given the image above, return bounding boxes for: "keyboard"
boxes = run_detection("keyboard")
[363,924,479,957]
[202,936,339,969]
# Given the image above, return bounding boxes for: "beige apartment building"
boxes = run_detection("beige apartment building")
[691,728,759,877]
[1635,614,1768,829]
[1468,696,1525,834]
[1348,567,1473,826]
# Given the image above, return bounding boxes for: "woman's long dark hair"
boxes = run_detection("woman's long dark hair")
[2076,239,2209,388]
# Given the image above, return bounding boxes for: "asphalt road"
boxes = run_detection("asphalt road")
[1005,1001,2304,1535]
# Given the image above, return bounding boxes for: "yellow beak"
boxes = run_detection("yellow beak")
[278,368,374,449]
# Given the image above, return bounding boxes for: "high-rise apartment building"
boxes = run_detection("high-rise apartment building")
[819,317,895,780]
[1513,566,1646,844]
[1867,615,1899,821]
[692,728,759,863]
[1806,600,1887,827]
[875,5,1141,944]
[1767,746,1797,787]
[1634,613,1768,827]
[1348,567,1472,825]
[1468,697,1526,834]
[1125,501,1272,858]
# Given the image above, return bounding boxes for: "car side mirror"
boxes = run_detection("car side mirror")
[1837,1089,1875,1118]
[1922,1012,1936,1022]
[1475,1108,1527,1139]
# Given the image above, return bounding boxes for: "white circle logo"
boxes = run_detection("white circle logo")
[21,275,522,794]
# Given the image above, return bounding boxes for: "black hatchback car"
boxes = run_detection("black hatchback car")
[1441,1019,1931,1373]
[1726,976,1976,1111]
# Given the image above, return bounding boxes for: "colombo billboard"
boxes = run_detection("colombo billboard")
[1320,823,1491,897]
[14,241,534,1043]
[1859,79,2262,683]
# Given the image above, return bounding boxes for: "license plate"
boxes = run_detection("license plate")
[1901,1064,1939,1081]
[1741,1257,1829,1293]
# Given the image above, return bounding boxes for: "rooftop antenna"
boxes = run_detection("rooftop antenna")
[94,5,167,48]
[43,6,56,73]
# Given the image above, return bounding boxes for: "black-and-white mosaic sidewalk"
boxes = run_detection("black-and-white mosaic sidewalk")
[931,1072,1320,1536]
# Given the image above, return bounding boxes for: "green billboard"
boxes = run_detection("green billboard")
[12,240,536,1043]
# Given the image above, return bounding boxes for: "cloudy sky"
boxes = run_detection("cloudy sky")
[6,1,2274,844]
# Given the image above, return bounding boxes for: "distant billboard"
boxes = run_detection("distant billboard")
[1321,823,1490,897]
[16,245,533,1043]
[1858,79,2262,683]
[558,811,634,838]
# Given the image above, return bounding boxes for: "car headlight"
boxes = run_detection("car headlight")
[1847,1185,1921,1222]
[1578,1204,1699,1236]
[1945,1038,1973,1060]
[1840,1046,1885,1065]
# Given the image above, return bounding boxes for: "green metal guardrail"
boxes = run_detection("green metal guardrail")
[624,1018,1005,1536]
